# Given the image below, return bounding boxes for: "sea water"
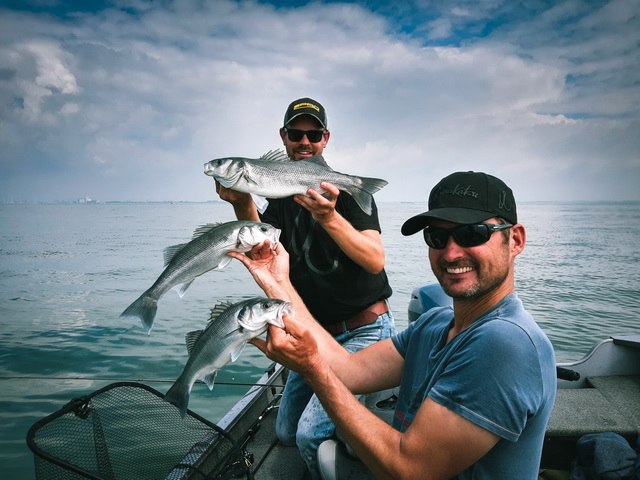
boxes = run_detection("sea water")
[1,202,638,479]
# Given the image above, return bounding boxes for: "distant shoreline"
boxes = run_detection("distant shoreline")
[2,200,640,206]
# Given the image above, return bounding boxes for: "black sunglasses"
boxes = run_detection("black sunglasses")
[284,128,326,143]
[423,223,513,249]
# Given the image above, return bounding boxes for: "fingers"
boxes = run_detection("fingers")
[227,250,247,263]
[294,182,340,214]
[320,182,340,199]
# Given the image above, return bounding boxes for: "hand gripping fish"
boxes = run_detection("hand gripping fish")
[204,150,388,215]
[120,221,280,334]
[164,298,291,418]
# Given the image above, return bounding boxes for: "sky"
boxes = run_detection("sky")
[0,0,638,203]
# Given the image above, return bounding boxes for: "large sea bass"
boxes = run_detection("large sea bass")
[120,221,280,333]
[164,298,291,417]
[204,150,388,215]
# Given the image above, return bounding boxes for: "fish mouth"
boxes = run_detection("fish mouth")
[269,301,292,328]
[203,162,214,175]
[271,228,282,246]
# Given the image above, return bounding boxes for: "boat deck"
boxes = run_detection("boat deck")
[244,406,309,479]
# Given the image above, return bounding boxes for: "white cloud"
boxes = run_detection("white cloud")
[0,0,638,202]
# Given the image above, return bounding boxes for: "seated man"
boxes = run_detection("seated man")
[230,171,557,479]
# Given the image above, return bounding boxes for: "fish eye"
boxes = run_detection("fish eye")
[263,300,273,308]
[260,226,268,232]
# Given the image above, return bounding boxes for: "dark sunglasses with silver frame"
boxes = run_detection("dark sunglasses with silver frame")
[423,223,513,249]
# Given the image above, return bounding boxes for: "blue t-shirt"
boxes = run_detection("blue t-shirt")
[391,293,556,479]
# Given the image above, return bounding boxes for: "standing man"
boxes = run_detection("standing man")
[215,97,395,478]
[232,171,557,479]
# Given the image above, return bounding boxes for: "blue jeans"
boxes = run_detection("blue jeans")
[275,310,396,480]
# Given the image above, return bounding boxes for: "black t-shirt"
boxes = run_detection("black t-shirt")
[259,193,392,325]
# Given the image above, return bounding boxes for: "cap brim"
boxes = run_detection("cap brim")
[401,208,495,236]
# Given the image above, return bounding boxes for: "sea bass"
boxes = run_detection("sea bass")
[120,221,280,334]
[204,150,388,215]
[164,298,290,417]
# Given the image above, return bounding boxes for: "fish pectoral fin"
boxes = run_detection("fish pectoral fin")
[251,194,269,214]
[173,280,195,298]
[231,343,247,363]
[216,256,233,270]
[202,370,218,390]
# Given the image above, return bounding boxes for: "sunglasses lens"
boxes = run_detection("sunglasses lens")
[286,129,324,143]
[423,228,448,249]
[286,129,303,142]
[423,224,492,249]
[306,130,324,142]
[453,224,490,247]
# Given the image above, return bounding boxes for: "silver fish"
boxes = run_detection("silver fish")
[120,221,280,333]
[204,150,388,215]
[164,298,290,417]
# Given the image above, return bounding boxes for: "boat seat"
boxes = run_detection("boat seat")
[317,389,396,480]
[542,375,640,470]
[318,440,373,480]
[546,375,640,439]
[586,375,640,434]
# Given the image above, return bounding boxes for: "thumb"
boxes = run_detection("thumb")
[249,336,268,354]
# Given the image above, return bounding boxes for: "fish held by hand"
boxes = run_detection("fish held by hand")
[164,298,291,418]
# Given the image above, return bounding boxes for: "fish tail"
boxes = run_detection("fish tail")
[164,380,190,418]
[120,293,158,334]
[349,177,388,216]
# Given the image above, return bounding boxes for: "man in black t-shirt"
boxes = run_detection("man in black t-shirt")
[214,97,395,480]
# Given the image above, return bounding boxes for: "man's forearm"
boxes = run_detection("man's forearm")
[302,362,402,480]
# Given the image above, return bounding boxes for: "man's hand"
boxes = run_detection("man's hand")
[251,311,323,378]
[294,181,340,223]
[214,180,260,221]
[227,241,290,296]
[215,180,250,204]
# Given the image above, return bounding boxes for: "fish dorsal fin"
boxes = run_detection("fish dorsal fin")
[208,301,235,323]
[303,154,331,168]
[185,329,204,355]
[163,243,188,266]
[260,149,292,163]
[191,223,222,240]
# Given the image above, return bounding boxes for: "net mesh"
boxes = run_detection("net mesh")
[26,382,245,480]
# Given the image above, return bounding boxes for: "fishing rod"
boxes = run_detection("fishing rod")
[0,375,285,388]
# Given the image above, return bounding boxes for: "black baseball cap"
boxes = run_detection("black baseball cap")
[283,97,327,129]
[401,171,518,236]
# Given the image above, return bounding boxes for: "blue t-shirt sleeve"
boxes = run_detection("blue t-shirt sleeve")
[428,320,544,442]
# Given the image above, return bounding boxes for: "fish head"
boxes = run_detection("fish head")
[237,298,290,330]
[236,222,281,252]
[203,157,245,187]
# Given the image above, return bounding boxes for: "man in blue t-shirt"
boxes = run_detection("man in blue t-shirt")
[232,171,557,479]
